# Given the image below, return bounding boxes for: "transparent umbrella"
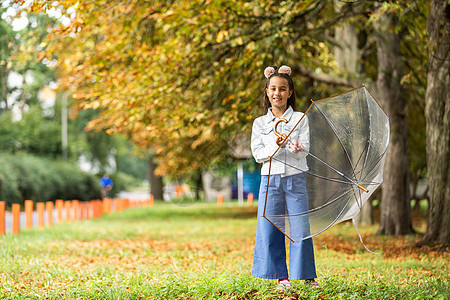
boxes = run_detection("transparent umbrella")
[262,86,390,249]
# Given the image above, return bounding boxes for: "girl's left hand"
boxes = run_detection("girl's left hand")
[289,139,304,153]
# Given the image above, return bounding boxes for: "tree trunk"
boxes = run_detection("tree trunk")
[0,64,8,111]
[333,3,373,225]
[374,5,413,235]
[418,0,450,245]
[148,154,164,200]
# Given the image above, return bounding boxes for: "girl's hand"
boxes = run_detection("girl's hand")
[289,139,304,153]
[276,135,289,147]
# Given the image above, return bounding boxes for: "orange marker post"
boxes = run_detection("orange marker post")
[92,200,97,218]
[80,202,85,220]
[99,200,104,217]
[149,195,154,207]
[56,199,63,223]
[94,200,102,218]
[247,193,254,207]
[115,199,121,212]
[65,201,71,222]
[87,201,92,219]
[46,201,53,226]
[25,200,33,230]
[217,194,224,206]
[72,200,79,221]
[176,185,182,198]
[12,203,20,234]
[0,201,5,235]
[78,201,83,220]
[37,202,45,228]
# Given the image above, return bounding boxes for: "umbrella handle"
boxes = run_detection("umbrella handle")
[274,118,288,146]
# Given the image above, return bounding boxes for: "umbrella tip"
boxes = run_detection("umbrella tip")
[357,184,369,193]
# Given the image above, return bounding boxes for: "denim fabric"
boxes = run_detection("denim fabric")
[252,173,317,280]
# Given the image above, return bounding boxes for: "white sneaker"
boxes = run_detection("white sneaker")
[276,279,292,292]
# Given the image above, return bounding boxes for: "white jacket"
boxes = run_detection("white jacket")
[251,106,310,176]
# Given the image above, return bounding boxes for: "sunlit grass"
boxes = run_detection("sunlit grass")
[0,202,448,299]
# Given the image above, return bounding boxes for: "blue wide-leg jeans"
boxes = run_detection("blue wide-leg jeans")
[252,173,317,280]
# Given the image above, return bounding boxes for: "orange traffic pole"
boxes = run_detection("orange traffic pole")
[94,200,101,218]
[46,201,53,226]
[77,201,83,220]
[115,199,121,212]
[247,193,254,206]
[37,202,45,228]
[0,201,5,235]
[56,199,63,222]
[95,200,100,218]
[80,202,85,220]
[99,200,104,217]
[105,198,112,213]
[149,195,154,207]
[25,200,33,230]
[88,200,94,219]
[65,201,71,222]
[217,193,224,206]
[12,203,20,234]
[176,185,182,198]
[91,201,96,218]
[86,201,92,219]
[72,200,79,221]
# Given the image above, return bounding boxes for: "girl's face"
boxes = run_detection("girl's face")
[266,76,292,113]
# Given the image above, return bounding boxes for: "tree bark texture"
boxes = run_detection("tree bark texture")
[0,64,7,111]
[148,155,164,200]
[420,0,450,245]
[374,6,413,235]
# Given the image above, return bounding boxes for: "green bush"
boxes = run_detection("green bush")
[109,172,136,197]
[0,153,101,208]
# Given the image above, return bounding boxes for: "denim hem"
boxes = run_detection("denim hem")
[288,273,317,281]
[252,274,289,280]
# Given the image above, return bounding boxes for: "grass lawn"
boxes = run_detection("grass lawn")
[0,202,448,299]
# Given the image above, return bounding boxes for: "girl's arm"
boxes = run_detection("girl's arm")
[251,120,280,163]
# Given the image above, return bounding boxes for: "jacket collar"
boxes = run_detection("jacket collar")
[265,106,294,123]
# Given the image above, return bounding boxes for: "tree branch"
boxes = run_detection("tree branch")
[292,64,362,88]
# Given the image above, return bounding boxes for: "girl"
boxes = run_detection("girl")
[250,65,318,291]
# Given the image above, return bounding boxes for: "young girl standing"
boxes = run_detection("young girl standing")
[250,65,318,291]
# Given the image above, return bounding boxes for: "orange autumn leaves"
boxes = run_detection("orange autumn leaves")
[23,0,341,179]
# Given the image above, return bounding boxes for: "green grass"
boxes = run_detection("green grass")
[0,202,448,299]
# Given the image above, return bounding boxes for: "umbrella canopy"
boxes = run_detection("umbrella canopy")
[263,86,390,242]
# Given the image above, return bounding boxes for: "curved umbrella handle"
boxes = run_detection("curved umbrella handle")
[274,118,288,146]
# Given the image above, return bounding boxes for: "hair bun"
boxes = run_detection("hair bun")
[278,65,292,76]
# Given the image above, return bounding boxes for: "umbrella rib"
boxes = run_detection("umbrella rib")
[276,188,354,217]
[314,103,358,182]
[300,194,353,241]
[272,157,354,185]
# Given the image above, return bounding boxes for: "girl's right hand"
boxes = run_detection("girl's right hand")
[276,135,289,147]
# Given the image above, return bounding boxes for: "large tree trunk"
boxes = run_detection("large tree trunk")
[0,64,8,111]
[334,1,373,225]
[335,26,373,224]
[374,5,413,235]
[418,0,450,245]
[148,154,164,200]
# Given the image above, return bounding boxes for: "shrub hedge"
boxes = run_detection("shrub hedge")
[0,154,102,208]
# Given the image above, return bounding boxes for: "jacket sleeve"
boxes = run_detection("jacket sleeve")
[251,119,280,163]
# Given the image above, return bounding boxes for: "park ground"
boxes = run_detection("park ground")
[0,202,448,299]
